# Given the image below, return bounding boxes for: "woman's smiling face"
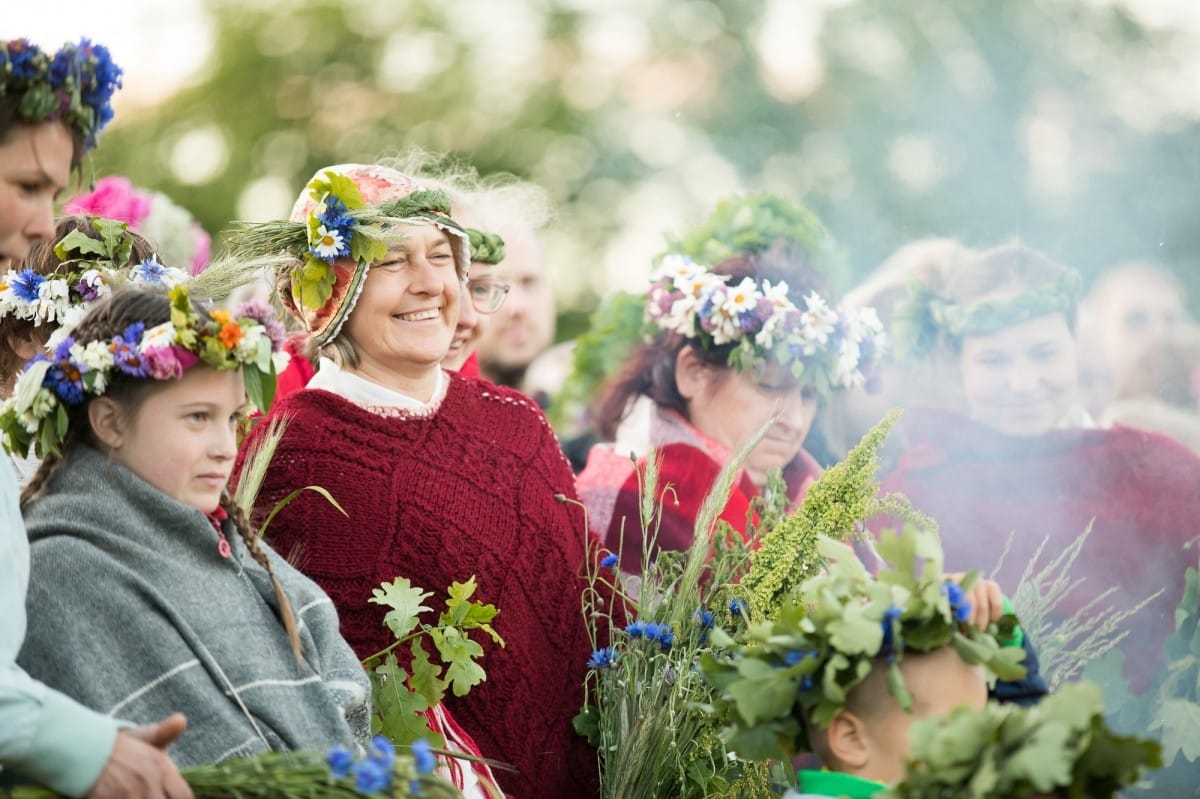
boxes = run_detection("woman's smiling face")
[959,312,1079,437]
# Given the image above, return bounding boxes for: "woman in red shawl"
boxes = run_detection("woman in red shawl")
[577,250,887,572]
[881,242,1200,692]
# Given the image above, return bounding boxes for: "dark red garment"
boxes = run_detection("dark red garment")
[272,334,316,406]
[880,407,1200,692]
[234,376,599,798]
[578,406,821,573]
[454,351,481,379]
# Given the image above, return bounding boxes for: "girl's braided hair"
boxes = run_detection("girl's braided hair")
[20,287,302,659]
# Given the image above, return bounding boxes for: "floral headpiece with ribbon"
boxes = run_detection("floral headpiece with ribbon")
[893,269,1084,360]
[228,164,470,347]
[0,284,289,459]
[647,254,888,392]
[0,38,122,150]
[0,217,189,348]
[65,176,212,273]
[700,526,1028,759]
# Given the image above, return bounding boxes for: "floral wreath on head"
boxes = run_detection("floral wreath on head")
[699,526,1029,759]
[0,217,190,348]
[646,254,888,393]
[0,284,289,459]
[0,38,122,150]
[228,168,470,347]
[893,270,1083,360]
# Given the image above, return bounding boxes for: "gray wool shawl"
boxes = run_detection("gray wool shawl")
[17,445,371,766]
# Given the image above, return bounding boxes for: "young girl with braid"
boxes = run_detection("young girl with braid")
[6,286,372,766]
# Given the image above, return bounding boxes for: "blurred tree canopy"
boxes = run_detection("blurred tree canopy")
[89,0,1200,311]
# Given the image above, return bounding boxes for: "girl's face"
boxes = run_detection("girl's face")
[101,366,245,513]
[959,312,1078,437]
[342,224,460,389]
[0,122,73,269]
[682,356,818,487]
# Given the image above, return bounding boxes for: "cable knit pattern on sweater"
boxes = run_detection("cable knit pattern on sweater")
[18,446,370,767]
[235,375,597,799]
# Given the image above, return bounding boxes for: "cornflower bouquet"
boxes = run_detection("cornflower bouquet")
[1,735,457,799]
[575,411,908,798]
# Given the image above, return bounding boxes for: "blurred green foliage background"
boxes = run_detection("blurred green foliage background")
[88,0,1200,318]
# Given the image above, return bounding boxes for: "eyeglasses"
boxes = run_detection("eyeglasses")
[467,276,511,313]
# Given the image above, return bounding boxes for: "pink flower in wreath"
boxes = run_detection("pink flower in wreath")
[142,345,199,380]
[64,176,151,225]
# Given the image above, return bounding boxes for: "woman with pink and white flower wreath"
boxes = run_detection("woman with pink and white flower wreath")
[577,249,887,572]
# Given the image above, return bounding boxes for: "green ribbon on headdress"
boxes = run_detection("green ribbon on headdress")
[466,228,505,265]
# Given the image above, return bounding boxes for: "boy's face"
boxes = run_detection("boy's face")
[863,648,988,784]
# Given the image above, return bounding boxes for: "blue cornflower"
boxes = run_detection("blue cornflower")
[410,738,436,775]
[729,598,747,618]
[657,626,675,652]
[694,609,715,630]
[599,553,619,569]
[881,605,903,651]
[784,650,817,666]
[325,744,353,778]
[10,270,45,303]
[943,581,973,624]
[954,601,973,623]
[133,257,169,284]
[800,676,815,691]
[587,646,618,670]
[47,359,86,405]
[8,46,38,80]
[625,620,647,639]
[351,759,391,794]
[943,581,965,606]
[368,734,396,769]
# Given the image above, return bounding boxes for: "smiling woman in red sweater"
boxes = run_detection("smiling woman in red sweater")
[230,163,596,799]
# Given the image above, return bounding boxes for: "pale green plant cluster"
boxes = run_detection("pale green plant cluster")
[880,682,1160,799]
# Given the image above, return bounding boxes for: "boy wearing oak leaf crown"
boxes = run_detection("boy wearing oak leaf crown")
[703,527,1031,799]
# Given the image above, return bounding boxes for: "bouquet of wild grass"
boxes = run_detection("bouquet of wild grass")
[574,411,911,798]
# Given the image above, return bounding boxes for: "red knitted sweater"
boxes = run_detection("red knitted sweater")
[881,407,1200,693]
[234,375,598,798]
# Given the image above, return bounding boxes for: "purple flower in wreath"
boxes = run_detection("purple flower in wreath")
[45,336,87,405]
[110,322,147,377]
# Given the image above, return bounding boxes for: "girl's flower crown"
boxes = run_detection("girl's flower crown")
[700,526,1029,760]
[646,254,888,392]
[0,38,122,150]
[227,167,470,347]
[893,269,1083,360]
[0,285,289,459]
[0,217,190,348]
[65,176,212,273]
